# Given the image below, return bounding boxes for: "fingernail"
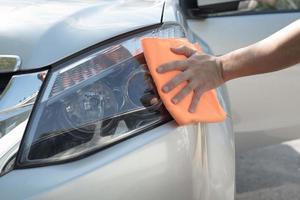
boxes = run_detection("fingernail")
[171,47,180,51]
[162,86,169,92]
[172,98,178,104]
[189,108,195,113]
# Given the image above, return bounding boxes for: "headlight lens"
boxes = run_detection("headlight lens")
[0,72,45,174]
[17,23,185,167]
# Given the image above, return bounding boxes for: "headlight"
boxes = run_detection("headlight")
[16,23,186,167]
[0,72,45,174]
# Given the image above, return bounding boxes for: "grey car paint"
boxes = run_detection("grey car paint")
[0,120,234,200]
[0,0,164,70]
[0,1,235,200]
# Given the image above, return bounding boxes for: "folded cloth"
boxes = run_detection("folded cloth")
[141,38,226,125]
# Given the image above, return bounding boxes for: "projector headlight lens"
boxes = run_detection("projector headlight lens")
[16,23,186,167]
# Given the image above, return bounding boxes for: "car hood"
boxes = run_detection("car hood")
[0,0,164,70]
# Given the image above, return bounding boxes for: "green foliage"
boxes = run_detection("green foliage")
[256,0,300,10]
[0,57,17,71]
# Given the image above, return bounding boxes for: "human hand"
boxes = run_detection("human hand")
[156,45,224,113]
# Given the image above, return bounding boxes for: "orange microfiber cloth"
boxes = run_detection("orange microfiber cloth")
[141,38,226,125]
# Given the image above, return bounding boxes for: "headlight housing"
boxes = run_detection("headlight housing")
[16,23,186,167]
[0,72,45,175]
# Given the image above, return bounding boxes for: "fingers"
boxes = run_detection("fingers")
[171,81,197,104]
[171,45,197,57]
[162,72,190,93]
[189,88,204,113]
[157,45,197,74]
[157,60,187,73]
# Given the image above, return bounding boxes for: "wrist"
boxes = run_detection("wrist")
[217,54,230,82]
[218,53,238,82]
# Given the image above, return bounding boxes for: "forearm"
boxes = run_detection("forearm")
[220,19,300,81]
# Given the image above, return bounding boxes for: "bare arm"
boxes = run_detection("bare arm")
[157,20,300,112]
[221,19,300,81]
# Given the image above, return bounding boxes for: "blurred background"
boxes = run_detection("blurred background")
[232,1,300,199]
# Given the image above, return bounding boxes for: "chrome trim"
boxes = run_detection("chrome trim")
[0,72,45,113]
[0,55,21,73]
[0,93,37,115]
[0,71,46,175]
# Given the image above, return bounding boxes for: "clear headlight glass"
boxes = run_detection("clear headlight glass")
[0,72,45,174]
[0,76,38,139]
[17,23,185,167]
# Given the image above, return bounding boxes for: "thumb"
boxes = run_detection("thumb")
[171,45,196,57]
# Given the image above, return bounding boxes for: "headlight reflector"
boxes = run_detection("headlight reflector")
[17,23,185,167]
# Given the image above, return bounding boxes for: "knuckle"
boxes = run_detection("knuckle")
[183,46,190,53]
[196,87,205,95]
[180,45,188,50]
[182,72,191,80]
[195,87,202,93]
[190,81,198,88]
[188,48,196,54]
[194,53,207,59]
[182,71,190,80]
[185,69,195,77]
[173,60,182,66]
[188,58,199,65]
[173,75,182,84]
[193,52,202,56]
[186,84,193,91]
[184,69,192,76]
[170,76,180,84]
[177,91,185,99]
[159,64,168,71]
[166,80,175,89]
[195,90,202,98]
[164,64,175,71]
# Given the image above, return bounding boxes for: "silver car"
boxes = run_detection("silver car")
[0,0,238,199]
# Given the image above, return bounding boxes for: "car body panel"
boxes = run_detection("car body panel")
[0,1,235,200]
[184,12,300,153]
[0,119,234,200]
[0,0,164,70]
